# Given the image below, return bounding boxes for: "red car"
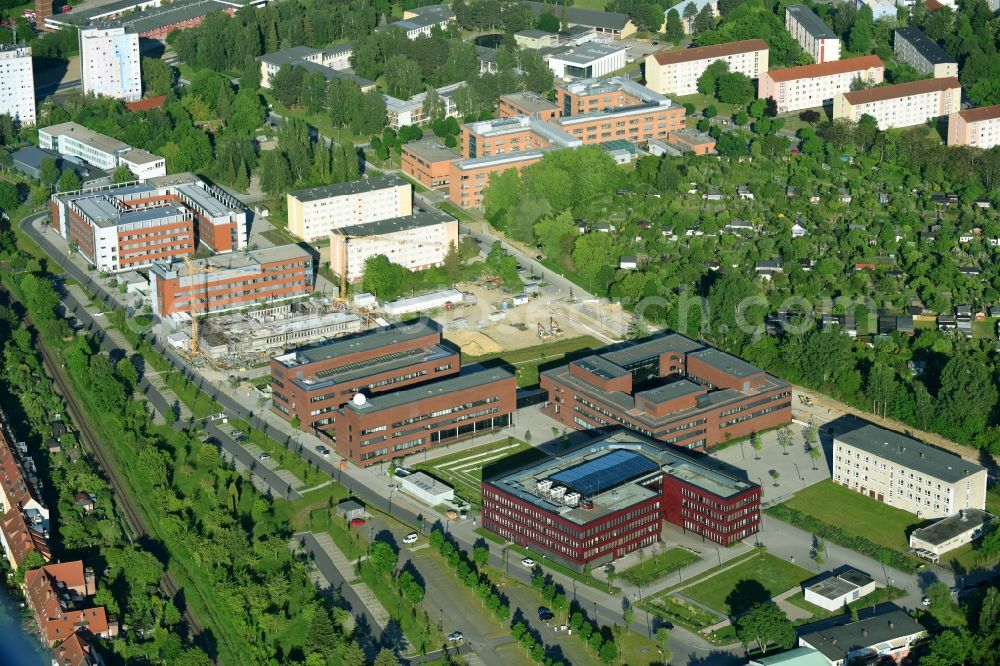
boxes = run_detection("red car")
[61,5,73,12]
[350,517,366,527]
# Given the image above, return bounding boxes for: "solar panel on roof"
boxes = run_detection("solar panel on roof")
[550,450,658,496]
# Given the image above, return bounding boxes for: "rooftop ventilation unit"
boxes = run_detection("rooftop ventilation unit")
[537,480,553,494]
[550,485,566,500]
[563,492,580,507]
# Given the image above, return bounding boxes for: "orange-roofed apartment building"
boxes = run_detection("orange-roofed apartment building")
[644,39,769,96]
[0,413,51,570]
[759,55,884,114]
[948,104,1000,149]
[834,77,961,129]
[24,561,118,646]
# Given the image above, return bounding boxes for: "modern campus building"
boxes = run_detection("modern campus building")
[50,175,248,272]
[333,365,516,466]
[39,122,166,179]
[523,1,638,39]
[271,320,461,431]
[329,208,458,283]
[447,150,554,208]
[286,176,413,242]
[759,56,884,114]
[482,430,761,569]
[948,104,1000,149]
[547,42,628,79]
[551,77,685,143]
[375,3,454,39]
[644,39,769,96]
[148,244,314,317]
[909,509,994,562]
[893,27,958,78]
[79,23,142,102]
[257,44,374,91]
[833,76,961,129]
[785,5,840,64]
[832,422,987,519]
[540,333,792,450]
[0,45,36,127]
[798,606,926,665]
[499,91,562,121]
[384,82,465,130]
[400,141,461,191]
[24,561,117,646]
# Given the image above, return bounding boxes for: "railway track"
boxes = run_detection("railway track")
[32,325,204,638]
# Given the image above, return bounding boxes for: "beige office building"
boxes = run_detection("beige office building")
[329,209,458,283]
[759,56,884,114]
[834,77,961,129]
[286,176,412,242]
[645,39,769,96]
[833,423,986,519]
[948,104,1000,149]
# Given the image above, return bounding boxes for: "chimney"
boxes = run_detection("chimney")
[862,629,868,638]
[960,510,967,522]
[889,621,895,629]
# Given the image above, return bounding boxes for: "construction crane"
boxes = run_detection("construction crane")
[182,255,214,355]
[333,232,451,302]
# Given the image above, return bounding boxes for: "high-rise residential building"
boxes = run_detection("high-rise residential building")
[79,23,142,102]
[759,56,884,114]
[644,39,769,96]
[286,176,413,242]
[948,104,1000,149]
[785,5,840,64]
[0,45,36,126]
[833,76,961,129]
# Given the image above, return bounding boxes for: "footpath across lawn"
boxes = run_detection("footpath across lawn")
[619,547,701,586]
[684,550,813,615]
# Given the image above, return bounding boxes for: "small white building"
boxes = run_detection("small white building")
[619,256,638,270]
[548,43,627,79]
[383,288,464,316]
[803,568,877,612]
[910,509,994,562]
[39,122,166,178]
[791,222,809,238]
[398,471,455,506]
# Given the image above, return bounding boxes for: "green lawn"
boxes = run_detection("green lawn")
[414,437,534,506]
[619,548,701,586]
[437,201,476,223]
[684,551,813,615]
[463,335,601,388]
[783,480,920,552]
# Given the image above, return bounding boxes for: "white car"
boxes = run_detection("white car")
[521,557,536,567]
[402,532,419,545]
[447,631,464,642]
[258,453,271,461]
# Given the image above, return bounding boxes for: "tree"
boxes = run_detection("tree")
[141,56,175,96]
[599,639,618,664]
[368,540,398,577]
[936,355,997,442]
[305,608,337,658]
[682,1,698,31]
[769,469,780,486]
[716,72,755,105]
[776,427,792,455]
[665,9,684,42]
[259,151,292,196]
[537,11,560,32]
[736,603,795,654]
[230,89,265,135]
[848,5,874,53]
[373,648,400,666]
[0,181,21,212]
[473,545,489,567]
[866,362,896,418]
[112,164,135,184]
[384,54,424,98]
[750,431,762,459]
[697,60,728,95]
[39,158,60,188]
[443,241,462,282]
[59,168,81,193]
[271,65,305,108]
[692,3,715,34]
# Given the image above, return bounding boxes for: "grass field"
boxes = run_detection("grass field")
[684,551,813,615]
[464,335,602,387]
[783,480,920,552]
[620,548,701,586]
[414,437,534,506]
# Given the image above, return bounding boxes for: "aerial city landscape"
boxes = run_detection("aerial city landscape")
[0,0,997,662]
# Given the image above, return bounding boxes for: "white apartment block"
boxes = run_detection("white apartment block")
[384,82,465,130]
[645,39,768,96]
[286,175,413,242]
[893,27,958,79]
[948,104,1000,149]
[759,55,884,114]
[834,76,961,129]
[39,122,166,179]
[785,5,840,64]
[0,45,36,127]
[80,24,142,102]
[833,423,986,519]
[329,209,459,282]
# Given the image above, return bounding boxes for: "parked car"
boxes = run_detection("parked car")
[447,631,464,642]
[258,453,271,461]
[538,606,553,621]
[231,429,246,441]
[402,532,419,545]
[520,557,535,567]
[204,437,221,446]
[922,597,931,606]
[315,445,330,457]
[350,517,366,527]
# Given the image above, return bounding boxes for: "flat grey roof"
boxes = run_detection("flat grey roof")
[289,175,406,202]
[258,45,321,65]
[524,1,632,30]
[279,320,440,367]
[501,91,560,114]
[689,347,762,379]
[156,244,311,277]
[403,140,461,163]
[553,42,625,65]
[806,568,874,600]
[894,27,956,65]
[517,29,550,38]
[122,0,230,33]
[601,333,701,367]
[345,365,513,412]
[800,607,924,662]
[41,122,130,155]
[911,509,993,546]
[636,378,703,404]
[835,423,984,483]
[334,208,454,237]
[572,356,629,380]
[786,5,837,39]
